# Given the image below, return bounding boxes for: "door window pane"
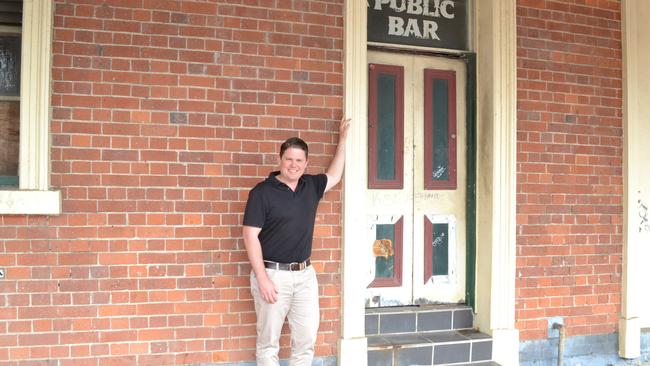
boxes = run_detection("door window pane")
[374,224,395,278]
[424,69,456,190]
[424,215,456,283]
[377,75,396,181]
[432,79,449,181]
[368,64,404,189]
[430,223,449,276]
[368,216,403,288]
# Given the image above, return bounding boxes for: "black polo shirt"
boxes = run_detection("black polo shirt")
[243,171,328,263]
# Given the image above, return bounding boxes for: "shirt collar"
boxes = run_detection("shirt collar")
[268,171,305,190]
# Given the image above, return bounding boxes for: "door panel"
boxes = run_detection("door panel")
[413,56,466,304]
[366,52,414,307]
[365,51,466,307]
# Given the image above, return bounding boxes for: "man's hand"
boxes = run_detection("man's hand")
[339,117,351,140]
[256,274,279,304]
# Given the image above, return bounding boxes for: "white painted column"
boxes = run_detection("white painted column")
[339,1,368,365]
[20,0,53,191]
[620,0,650,359]
[474,0,520,364]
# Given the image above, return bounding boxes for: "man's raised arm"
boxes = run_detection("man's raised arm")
[325,117,351,193]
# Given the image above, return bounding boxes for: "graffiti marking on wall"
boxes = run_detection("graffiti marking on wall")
[639,199,650,233]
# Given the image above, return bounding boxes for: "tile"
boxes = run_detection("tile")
[367,305,418,314]
[379,313,416,334]
[420,331,468,343]
[366,314,379,335]
[452,308,473,329]
[471,340,493,361]
[396,346,432,366]
[368,349,393,366]
[457,329,491,339]
[433,342,471,365]
[417,310,452,332]
[382,333,430,346]
[367,335,392,347]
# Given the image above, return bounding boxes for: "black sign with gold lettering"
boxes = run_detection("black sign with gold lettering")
[367,0,468,50]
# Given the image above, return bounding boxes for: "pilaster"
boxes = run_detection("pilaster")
[339,0,369,365]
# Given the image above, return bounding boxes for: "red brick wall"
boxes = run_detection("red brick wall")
[516,0,623,340]
[0,1,344,364]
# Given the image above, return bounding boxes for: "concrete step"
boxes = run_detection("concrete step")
[366,305,496,366]
[366,304,474,336]
[367,329,493,366]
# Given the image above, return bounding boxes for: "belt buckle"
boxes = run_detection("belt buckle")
[289,262,300,271]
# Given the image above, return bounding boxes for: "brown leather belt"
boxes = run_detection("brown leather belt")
[264,258,311,271]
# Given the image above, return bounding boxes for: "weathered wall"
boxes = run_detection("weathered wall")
[516,0,623,341]
[0,1,344,364]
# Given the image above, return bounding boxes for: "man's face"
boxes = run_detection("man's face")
[278,147,308,183]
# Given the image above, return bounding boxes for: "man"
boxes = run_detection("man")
[242,117,351,366]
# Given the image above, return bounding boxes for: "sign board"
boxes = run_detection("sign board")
[368,0,469,50]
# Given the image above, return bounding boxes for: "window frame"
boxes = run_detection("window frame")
[0,0,60,215]
[367,216,404,288]
[367,63,404,189]
[0,30,21,186]
[423,68,457,190]
[423,214,457,285]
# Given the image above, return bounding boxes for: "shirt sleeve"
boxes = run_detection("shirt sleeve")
[314,173,328,199]
[243,186,265,228]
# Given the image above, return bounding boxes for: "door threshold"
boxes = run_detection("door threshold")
[366,303,470,311]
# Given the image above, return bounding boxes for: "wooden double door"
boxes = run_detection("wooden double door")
[365,51,467,307]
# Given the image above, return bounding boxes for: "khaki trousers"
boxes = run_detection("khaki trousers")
[250,266,320,366]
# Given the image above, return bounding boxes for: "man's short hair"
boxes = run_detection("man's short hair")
[280,137,309,158]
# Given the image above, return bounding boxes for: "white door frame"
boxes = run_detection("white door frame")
[339,1,519,365]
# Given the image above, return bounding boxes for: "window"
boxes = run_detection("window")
[368,63,404,189]
[423,68,457,190]
[423,214,456,284]
[367,215,403,288]
[0,0,60,215]
[0,3,21,187]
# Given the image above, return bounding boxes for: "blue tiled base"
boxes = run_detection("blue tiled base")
[197,356,336,366]
[520,332,650,366]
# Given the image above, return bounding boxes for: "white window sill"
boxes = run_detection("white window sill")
[0,190,61,215]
